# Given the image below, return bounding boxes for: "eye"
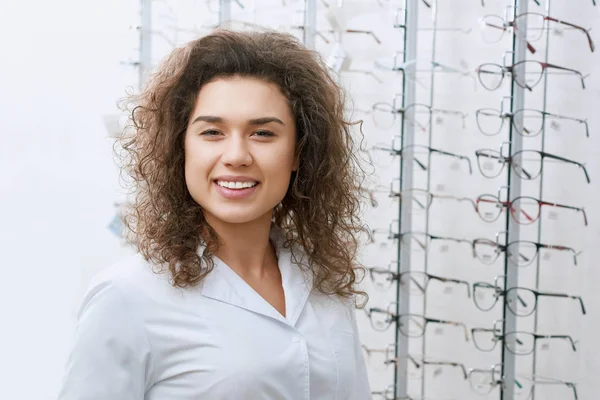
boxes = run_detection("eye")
[200,129,221,136]
[254,130,275,137]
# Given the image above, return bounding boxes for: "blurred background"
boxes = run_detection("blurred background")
[0,0,598,399]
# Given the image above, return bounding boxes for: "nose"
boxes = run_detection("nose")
[221,135,253,167]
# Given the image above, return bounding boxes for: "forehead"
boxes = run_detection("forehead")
[192,76,293,121]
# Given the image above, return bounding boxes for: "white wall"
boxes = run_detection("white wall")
[1,0,597,399]
[0,1,139,398]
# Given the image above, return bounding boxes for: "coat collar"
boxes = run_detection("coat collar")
[198,224,313,327]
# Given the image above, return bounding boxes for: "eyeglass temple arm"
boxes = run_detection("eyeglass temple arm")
[398,232,426,250]
[412,157,428,171]
[471,327,494,335]
[371,145,394,153]
[577,296,587,315]
[343,29,382,44]
[368,306,391,316]
[440,362,467,379]
[432,274,472,298]
[432,148,473,174]
[546,17,595,52]
[407,354,421,369]
[545,112,590,137]
[566,382,579,400]
[407,275,427,294]
[541,200,588,225]
[457,363,468,379]
[543,63,587,89]
[435,235,473,247]
[411,195,429,210]
[542,243,580,265]
[432,108,469,126]
[539,334,578,351]
[434,319,470,341]
[437,194,478,210]
[536,292,586,314]
[511,22,537,54]
[542,153,590,183]
[424,361,468,379]
[462,280,472,298]
[431,60,470,76]
[476,149,506,161]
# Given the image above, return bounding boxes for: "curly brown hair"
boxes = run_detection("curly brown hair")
[115,27,370,306]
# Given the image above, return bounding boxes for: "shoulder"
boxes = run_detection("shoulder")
[80,252,187,319]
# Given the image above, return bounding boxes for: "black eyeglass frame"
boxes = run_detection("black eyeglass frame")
[472,281,587,316]
[475,148,590,183]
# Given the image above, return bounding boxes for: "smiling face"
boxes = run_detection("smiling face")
[184,76,298,228]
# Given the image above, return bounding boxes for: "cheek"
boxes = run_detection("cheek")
[184,141,215,186]
[264,147,296,178]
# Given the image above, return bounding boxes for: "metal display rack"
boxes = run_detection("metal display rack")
[500,0,528,398]
[382,0,591,399]
[393,1,418,397]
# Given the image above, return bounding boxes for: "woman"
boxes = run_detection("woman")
[58,28,371,399]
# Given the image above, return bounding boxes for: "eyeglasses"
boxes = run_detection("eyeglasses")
[398,231,473,252]
[475,108,589,137]
[471,238,580,266]
[472,330,577,355]
[518,376,579,400]
[475,149,591,183]
[475,194,588,226]
[385,355,468,380]
[368,142,473,173]
[472,281,587,316]
[367,268,471,297]
[476,60,586,91]
[370,100,468,131]
[369,227,473,254]
[480,13,595,53]
[375,55,471,79]
[468,364,578,398]
[368,184,476,213]
[373,54,477,92]
[365,308,469,341]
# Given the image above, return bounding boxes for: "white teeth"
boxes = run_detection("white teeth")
[216,180,258,189]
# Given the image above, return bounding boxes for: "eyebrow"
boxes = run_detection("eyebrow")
[190,115,286,126]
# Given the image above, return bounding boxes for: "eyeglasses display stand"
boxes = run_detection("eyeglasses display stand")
[500,0,529,397]
[373,0,591,399]
[391,1,418,397]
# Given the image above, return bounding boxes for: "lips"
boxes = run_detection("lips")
[213,175,260,183]
[213,181,259,199]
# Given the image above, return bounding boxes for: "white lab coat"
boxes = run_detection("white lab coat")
[57,225,371,399]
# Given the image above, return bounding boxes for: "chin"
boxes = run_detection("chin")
[203,205,275,226]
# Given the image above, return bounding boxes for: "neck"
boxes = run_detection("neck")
[204,211,277,279]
